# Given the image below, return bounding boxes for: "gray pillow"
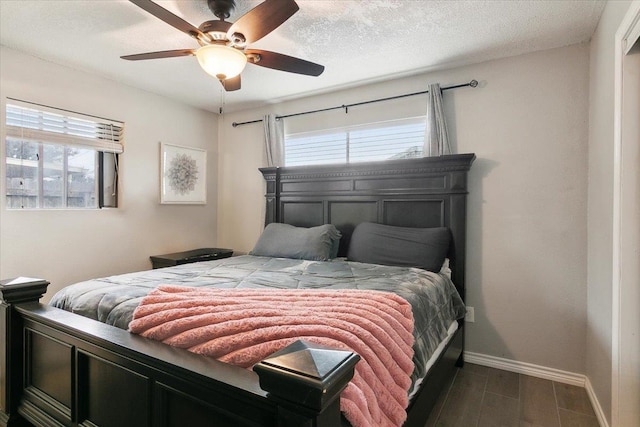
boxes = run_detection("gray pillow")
[347,222,450,272]
[251,223,342,261]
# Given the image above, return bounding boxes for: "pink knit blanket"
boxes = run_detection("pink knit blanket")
[129,285,415,427]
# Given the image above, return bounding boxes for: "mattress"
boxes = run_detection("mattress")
[50,255,466,387]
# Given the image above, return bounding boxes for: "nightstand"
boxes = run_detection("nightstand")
[150,248,233,269]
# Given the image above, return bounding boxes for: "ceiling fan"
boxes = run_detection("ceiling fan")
[121,0,324,91]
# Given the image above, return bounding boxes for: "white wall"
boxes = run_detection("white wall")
[587,1,633,424]
[461,45,589,375]
[0,46,219,301]
[218,43,590,374]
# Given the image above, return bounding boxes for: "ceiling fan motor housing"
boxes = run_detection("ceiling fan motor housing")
[198,19,232,43]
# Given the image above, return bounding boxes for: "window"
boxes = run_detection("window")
[284,117,426,167]
[4,101,123,209]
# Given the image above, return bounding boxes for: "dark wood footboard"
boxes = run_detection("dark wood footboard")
[0,279,359,427]
[1,278,463,427]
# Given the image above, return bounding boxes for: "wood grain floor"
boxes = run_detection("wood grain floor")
[426,363,599,427]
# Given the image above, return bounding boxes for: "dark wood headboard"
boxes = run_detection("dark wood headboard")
[259,153,475,299]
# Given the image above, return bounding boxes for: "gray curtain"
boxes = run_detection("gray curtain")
[424,83,452,156]
[263,114,284,167]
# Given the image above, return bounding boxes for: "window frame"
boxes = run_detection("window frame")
[3,100,123,210]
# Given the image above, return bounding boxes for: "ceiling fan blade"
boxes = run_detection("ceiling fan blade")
[220,75,241,91]
[227,0,299,45]
[245,49,324,76]
[121,49,195,61]
[130,0,210,42]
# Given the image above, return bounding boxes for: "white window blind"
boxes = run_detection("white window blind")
[5,102,124,154]
[285,117,425,167]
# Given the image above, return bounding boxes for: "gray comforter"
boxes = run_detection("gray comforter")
[50,255,466,384]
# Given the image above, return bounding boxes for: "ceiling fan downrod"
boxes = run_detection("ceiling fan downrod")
[208,0,236,20]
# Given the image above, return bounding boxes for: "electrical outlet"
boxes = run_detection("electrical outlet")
[465,306,475,323]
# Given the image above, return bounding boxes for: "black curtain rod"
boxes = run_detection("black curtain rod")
[231,79,478,128]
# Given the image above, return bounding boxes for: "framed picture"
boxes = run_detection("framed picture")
[160,143,207,204]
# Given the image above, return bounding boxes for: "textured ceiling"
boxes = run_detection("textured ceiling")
[0,1,605,113]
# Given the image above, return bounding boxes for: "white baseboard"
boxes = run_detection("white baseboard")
[464,351,585,385]
[463,351,609,427]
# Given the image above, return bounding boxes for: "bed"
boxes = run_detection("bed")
[0,153,475,427]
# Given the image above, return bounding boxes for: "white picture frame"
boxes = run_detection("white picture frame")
[160,142,207,204]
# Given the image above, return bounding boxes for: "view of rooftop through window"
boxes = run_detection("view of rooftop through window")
[5,139,97,209]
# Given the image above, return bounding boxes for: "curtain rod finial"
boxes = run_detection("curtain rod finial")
[470,80,478,88]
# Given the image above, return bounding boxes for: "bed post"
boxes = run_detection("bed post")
[254,340,360,427]
[0,278,49,427]
[261,166,279,226]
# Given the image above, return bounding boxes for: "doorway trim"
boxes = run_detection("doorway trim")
[612,2,640,426]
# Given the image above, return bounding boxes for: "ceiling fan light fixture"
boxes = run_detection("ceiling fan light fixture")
[196,44,247,80]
